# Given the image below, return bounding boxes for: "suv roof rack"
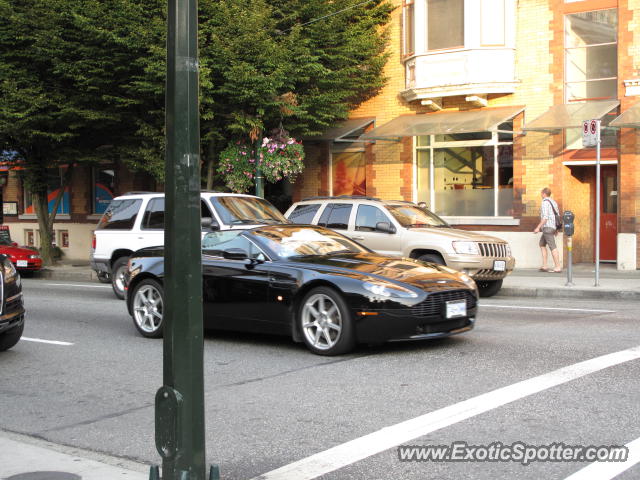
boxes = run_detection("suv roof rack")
[301,195,382,202]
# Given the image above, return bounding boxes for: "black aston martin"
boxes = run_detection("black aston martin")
[125,225,478,355]
[0,254,25,352]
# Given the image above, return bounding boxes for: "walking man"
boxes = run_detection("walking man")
[534,187,562,272]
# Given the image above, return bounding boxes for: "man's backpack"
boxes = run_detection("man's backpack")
[545,199,562,232]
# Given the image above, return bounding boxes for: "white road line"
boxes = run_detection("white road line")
[480,304,615,313]
[564,436,640,480]
[252,345,640,480]
[21,337,74,346]
[43,283,111,289]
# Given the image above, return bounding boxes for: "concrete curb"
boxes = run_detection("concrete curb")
[31,269,99,283]
[498,286,640,301]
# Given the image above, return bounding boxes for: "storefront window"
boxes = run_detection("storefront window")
[93,166,115,214]
[24,169,70,215]
[331,151,366,196]
[415,128,514,217]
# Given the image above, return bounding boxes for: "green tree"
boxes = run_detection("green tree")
[0,0,151,264]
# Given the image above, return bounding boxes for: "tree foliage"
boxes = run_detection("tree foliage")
[0,0,392,261]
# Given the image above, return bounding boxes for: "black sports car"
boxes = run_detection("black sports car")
[0,254,26,352]
[125,225,478,355]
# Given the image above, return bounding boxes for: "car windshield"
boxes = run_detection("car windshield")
[209,196,288,226]
[385,205,449,228]
[249,226,368,259]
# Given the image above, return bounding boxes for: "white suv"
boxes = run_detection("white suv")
[284,196,515,297]
[91,191,287,298]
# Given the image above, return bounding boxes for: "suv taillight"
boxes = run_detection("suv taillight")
[92,234,96,250]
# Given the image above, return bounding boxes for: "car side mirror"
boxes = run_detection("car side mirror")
[375,221,396,234]
[222,248,248,261]
[11,242,17,247]
[201,217,220,231]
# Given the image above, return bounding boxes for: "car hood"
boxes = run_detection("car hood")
[288,252,470,290]
[0,245,39,258]
[405,226,507,243]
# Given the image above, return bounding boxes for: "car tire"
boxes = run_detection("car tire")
[131,278,164,338]
[111,257,129,300]
[417,253,445,265]
[477,279,503,298]
[96,271,111,284]
[298,286,355,356]
[0,322,23,352]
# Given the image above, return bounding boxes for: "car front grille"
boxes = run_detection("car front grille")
[478,242,509,257]
[409,290,476,318]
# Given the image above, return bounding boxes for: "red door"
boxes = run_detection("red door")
[598,166,617,261]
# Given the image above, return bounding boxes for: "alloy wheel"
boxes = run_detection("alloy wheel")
[301,293,343,351]
[133,284,164,334]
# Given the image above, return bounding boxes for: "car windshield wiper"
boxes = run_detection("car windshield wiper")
[405,223,432,228]
[330,249,355,255]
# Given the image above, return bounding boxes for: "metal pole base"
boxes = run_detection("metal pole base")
[148,464,220,479]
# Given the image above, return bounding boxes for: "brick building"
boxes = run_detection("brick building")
[0,163,155,261]
[295,0,640,270]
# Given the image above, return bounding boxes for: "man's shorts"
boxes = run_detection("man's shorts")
[539,227,557,250]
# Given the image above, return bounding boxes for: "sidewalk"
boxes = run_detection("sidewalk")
[0,431,147,480]
[501,263,640,300]
[30,261,640,300]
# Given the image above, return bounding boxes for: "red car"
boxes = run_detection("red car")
[0,238,42,272]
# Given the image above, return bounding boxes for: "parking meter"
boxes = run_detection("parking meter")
[563,211,575,286]
[563,211,575,236]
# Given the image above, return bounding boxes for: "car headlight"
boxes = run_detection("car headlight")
[2,257,18,280]
[452,241,480,255]
[505,244,512,257]
[29,254,40,259]
[363,280,418,298]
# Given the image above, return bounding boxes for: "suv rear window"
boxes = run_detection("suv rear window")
[288,204,320,224]
[97,199,142,230]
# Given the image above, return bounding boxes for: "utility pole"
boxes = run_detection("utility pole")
[156,0,206,478]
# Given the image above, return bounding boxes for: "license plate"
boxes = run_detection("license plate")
[16,260,27,267]
[446,300,467,319]
[493,260,506,271]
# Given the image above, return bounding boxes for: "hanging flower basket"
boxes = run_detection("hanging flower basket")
[218,131,305,193]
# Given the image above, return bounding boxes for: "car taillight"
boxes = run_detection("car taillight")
[92,234,96,250]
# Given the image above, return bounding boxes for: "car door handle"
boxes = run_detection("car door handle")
[350,236,364,241]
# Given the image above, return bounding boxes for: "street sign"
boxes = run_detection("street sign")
[582,119,600,147]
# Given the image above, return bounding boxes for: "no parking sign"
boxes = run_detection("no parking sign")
[582,119,600,147]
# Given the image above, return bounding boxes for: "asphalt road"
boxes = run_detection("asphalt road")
[1,279,639,480]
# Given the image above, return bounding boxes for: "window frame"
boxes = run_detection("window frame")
[563,8,618,103]
[426,0,465,52]
[414,126,514,218]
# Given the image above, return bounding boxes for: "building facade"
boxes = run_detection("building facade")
[294,0,640,270]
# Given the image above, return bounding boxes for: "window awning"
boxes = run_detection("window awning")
[523,100,619,133]
[310,117,375,141]
[610,102,640,128]
[359,106,524,140]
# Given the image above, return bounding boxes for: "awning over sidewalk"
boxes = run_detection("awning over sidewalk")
[523,100,619,133]
[310,117,375,141]
[359,106,524,140]
[610,101,640,128]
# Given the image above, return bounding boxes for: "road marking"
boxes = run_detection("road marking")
[22,337,74,346]
[43,283,111,289]
[252,345,640,480]
[564,436,640,480]
[480,304,615,313]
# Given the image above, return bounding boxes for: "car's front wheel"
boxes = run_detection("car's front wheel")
[96,271,111,284]
[477,279,503,297]
[298,287,355,356]
[111,257,129,300]
[0,322,23,352]
[131,279,164,338]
